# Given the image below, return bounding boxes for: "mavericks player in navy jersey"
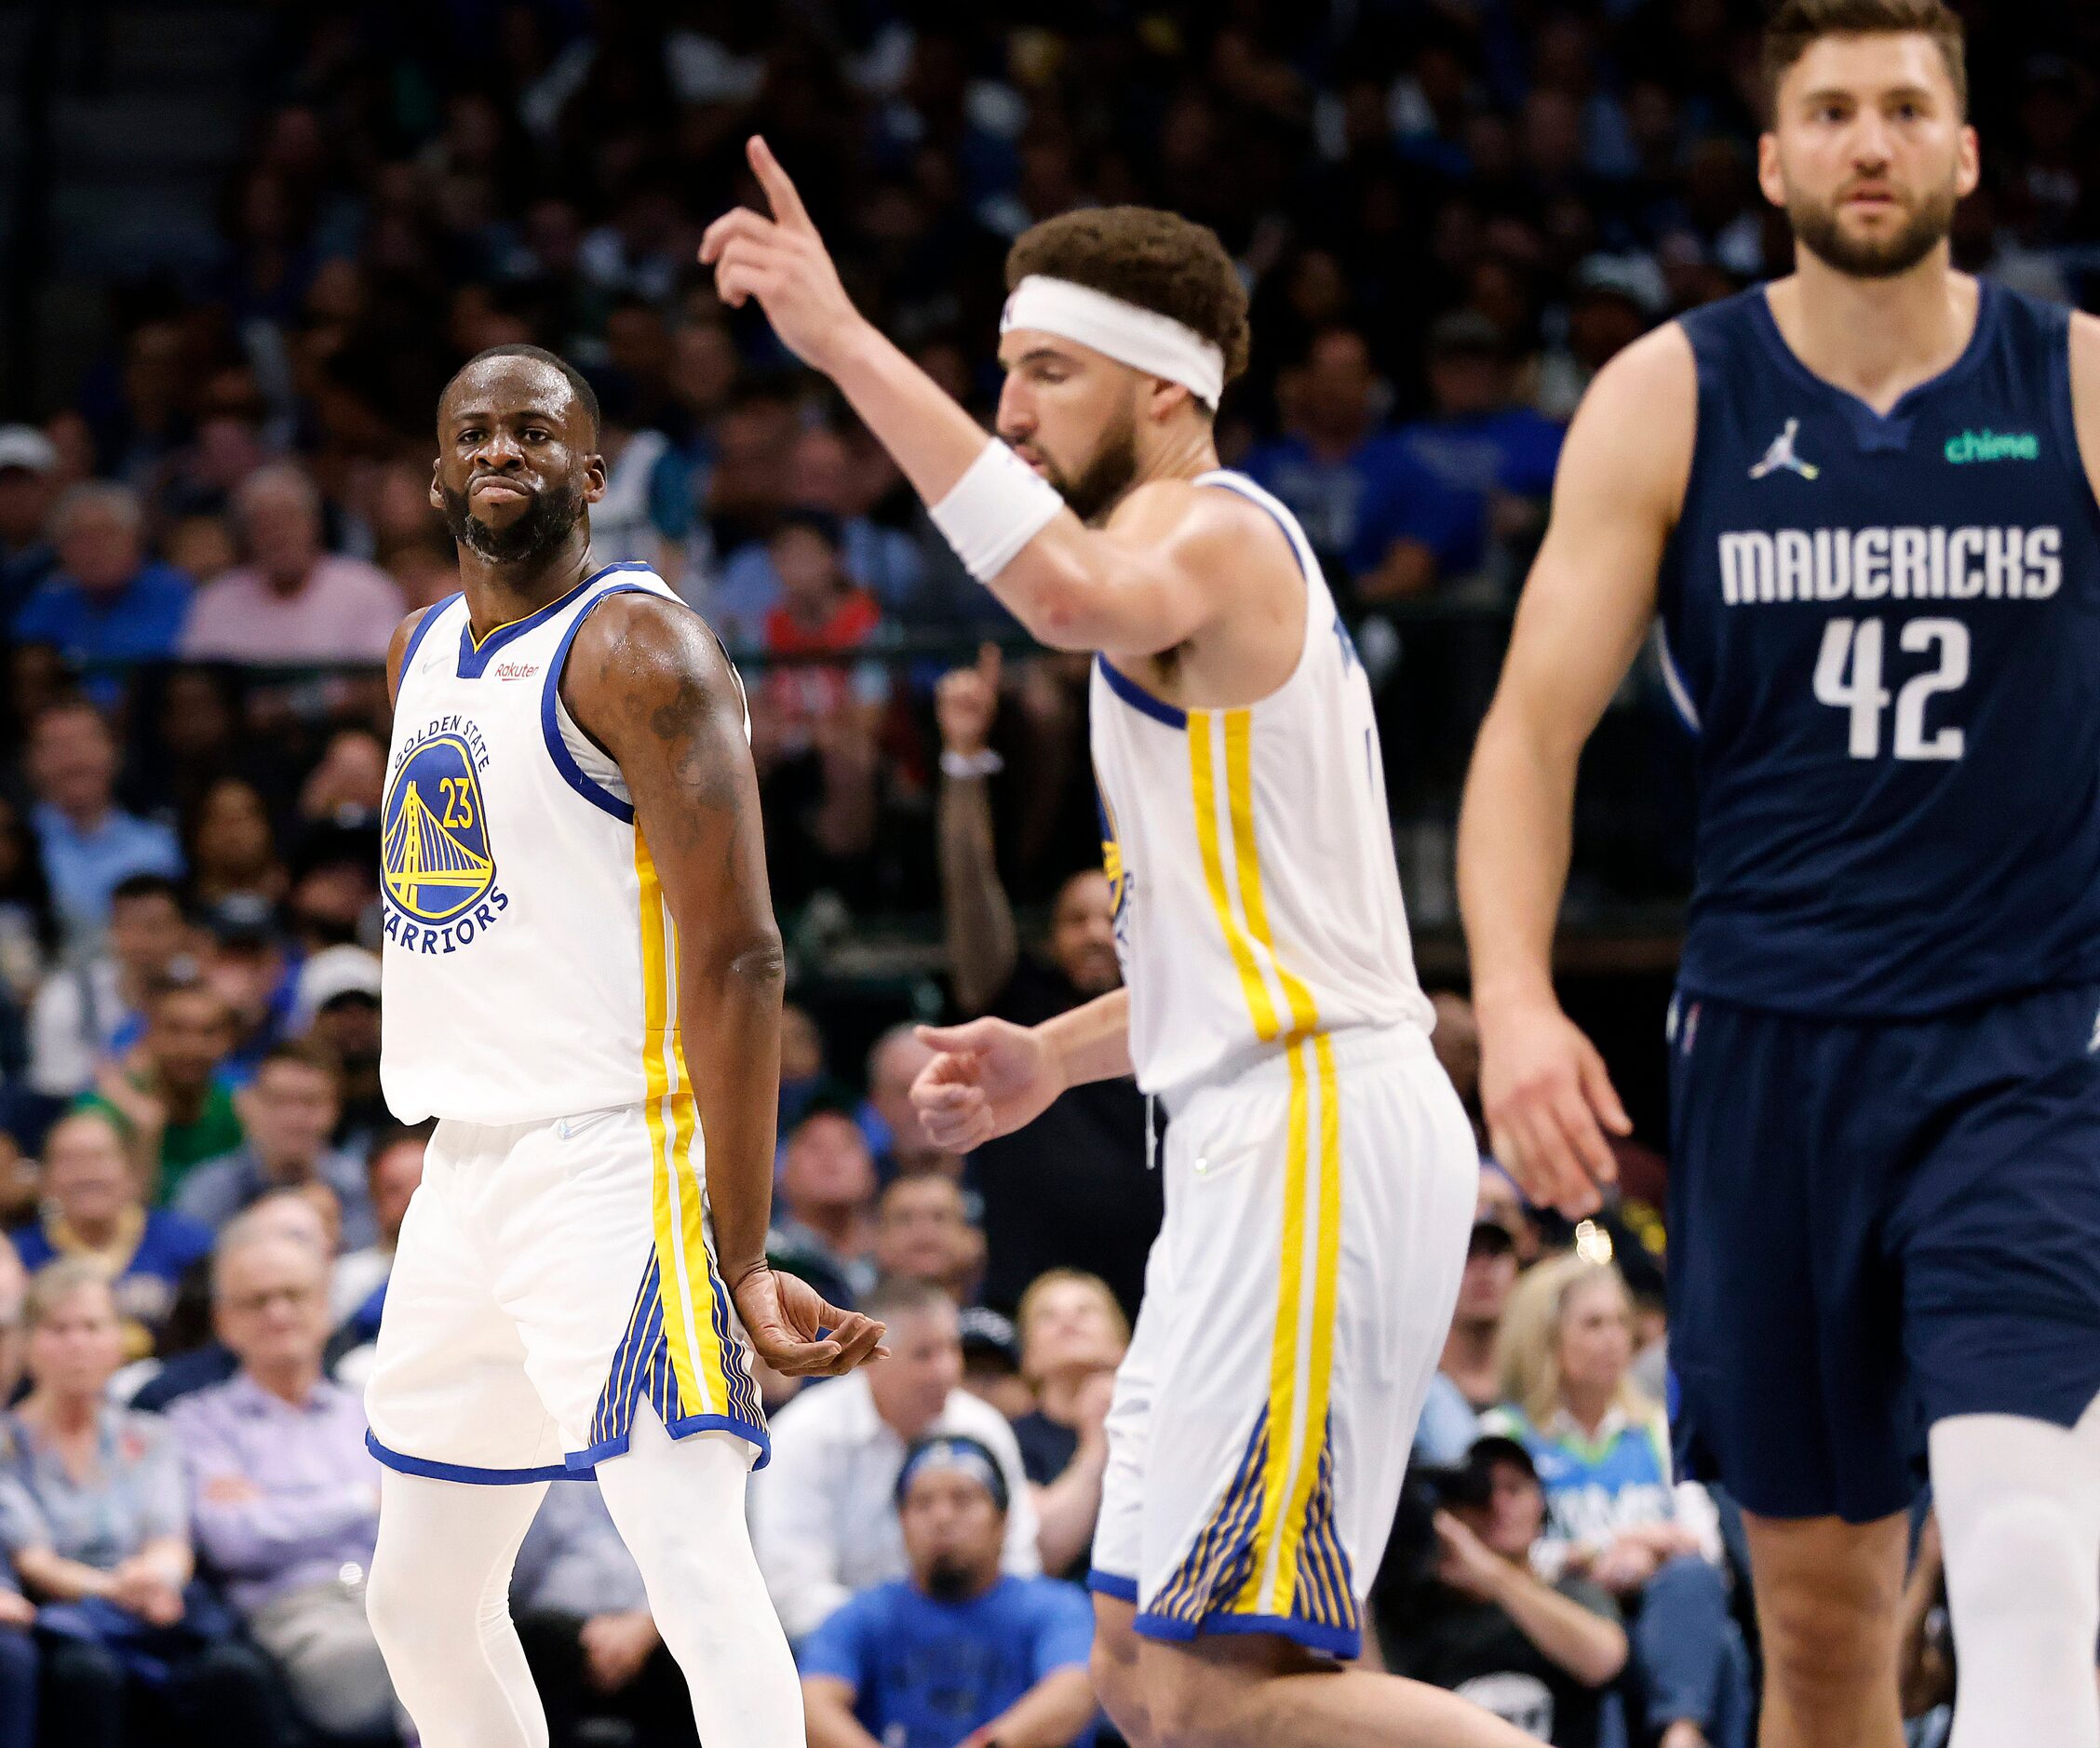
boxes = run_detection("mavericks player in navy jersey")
[1461,5,2100,1747]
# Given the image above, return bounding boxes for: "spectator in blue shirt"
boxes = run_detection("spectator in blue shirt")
[11,485,193,693]
[1391,313,1568,584]
[11,1110,213,1362]
[23,699,183,955]
[1241,328,1468,602]
[801,1434,1097,1748]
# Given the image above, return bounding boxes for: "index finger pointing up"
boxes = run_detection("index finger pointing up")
[747,135,814,235]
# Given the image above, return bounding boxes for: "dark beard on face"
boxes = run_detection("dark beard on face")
[1045,410,1141,525]
[923,1557,980,1603]
[1788,179,1959,280]
[439,477,585,565]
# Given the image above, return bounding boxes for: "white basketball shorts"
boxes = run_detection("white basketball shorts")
[363,1101,766,1485]
[1088,1026,1474,1657]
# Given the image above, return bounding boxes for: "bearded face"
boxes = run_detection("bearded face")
[1760,33,1976,284]
[1784,163,1960,280]
[439,473,586,565]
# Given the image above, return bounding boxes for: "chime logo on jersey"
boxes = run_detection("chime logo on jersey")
[381,730,510,953]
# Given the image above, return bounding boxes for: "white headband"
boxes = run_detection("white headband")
[1001,275,1225,409]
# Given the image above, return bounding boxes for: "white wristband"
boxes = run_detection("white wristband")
[940,747,1004,780]
[928,439,1065,584]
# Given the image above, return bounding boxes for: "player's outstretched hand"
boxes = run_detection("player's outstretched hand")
[730,1262,888,1378]
[909,1017,1063,1151]
[698,136,866,375]
[1477,997,1630,1217]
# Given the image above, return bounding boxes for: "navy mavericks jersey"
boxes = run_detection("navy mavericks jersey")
[1658,280,2100,1015]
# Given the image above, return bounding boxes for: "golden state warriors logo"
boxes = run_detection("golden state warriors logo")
[1095,764,1134,957]
[1100,798,1126,919]
[383,731,501,950]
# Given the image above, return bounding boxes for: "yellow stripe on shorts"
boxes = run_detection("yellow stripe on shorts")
[634,829,728,1421]
[1185,708,1346,1624]
[1259,1031,1342,1615]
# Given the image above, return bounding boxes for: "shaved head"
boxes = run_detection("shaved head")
[438,345,600,446]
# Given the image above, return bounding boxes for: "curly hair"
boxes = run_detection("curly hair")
[1762,0,1966,121]
[1005,207,1251,401]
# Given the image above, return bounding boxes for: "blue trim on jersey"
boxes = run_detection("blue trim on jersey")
[397,594,460,680]
[1196,475,1316,585]
[566,1412,772,1471]
[1655,623,1702,733]
[540,581,657,822]
[1132,1607,1361,1660]
[1087,1570,1139,1603]
[365,1430,581,1486]
[1096,655,1186,728]
[456,560,656,678]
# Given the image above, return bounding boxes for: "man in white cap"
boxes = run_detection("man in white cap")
[0,424,61,614]
[705,141,1525,1748]
[294,945,385,1153]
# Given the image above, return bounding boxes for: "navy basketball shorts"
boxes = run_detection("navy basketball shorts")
[1665,981,2100,1524]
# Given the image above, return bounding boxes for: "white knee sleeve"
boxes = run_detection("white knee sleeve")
[368,1470,550,1748]
[594,1406,804,1748]
[1932,1399,2100,1748]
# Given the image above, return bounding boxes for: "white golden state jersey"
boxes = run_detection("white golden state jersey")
[1090,470,1433,1098]
[380,562,737,1126]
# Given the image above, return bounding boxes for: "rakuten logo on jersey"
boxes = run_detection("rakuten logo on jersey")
[1718,525,2062,605]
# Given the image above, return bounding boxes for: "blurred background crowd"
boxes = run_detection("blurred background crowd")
[0,0,2087,1741]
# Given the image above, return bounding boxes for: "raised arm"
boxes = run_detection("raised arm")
[1456,325,1693,1216]
[565,595,882,1377]
[936,646,1021,1014]
[699,136,1248,662]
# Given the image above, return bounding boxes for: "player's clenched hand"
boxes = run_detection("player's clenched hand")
[1477,997,1629,1217]
[909,1018,1065,1151]
[730,1262,888,1378]
[698,136,866,375]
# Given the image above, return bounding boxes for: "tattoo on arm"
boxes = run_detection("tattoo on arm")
[567,600,760,868]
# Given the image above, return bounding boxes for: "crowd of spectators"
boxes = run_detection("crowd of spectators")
[0,0,2092,1741]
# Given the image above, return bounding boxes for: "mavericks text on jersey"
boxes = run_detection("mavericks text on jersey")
[1658,280,2100,1015]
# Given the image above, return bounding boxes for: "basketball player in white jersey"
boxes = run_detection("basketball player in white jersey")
[359,343,884,1748]
[703,141,1532,1748]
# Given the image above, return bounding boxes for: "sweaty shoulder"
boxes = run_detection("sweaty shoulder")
[1556,322,1698,526]
[560,589,736,739]
[1110,475,1298,583]
[1101,474,1304,677]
